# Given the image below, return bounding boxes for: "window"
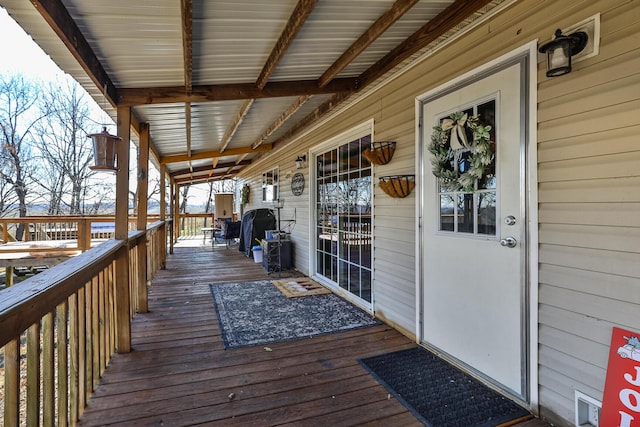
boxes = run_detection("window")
[262,167,279,202]
[438,99,497,236]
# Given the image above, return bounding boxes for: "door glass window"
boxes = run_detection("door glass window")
[434,99,496,236]
[262,167,279,202]
[316,135,372,303]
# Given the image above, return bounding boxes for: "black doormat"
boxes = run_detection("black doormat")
[359,347,530,427]
[210,280,379,348]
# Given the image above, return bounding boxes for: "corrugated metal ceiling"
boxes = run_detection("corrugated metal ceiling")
[0,0,502,182]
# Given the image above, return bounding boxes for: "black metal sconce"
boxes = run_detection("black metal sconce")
[538,28,588,77]
[295,154,307,169]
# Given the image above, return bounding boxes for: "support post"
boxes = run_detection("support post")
[160,164,168,262]
[173,182,180,242]
[115,106,132,353]
[169,180,175,254]
[136,123,150,313]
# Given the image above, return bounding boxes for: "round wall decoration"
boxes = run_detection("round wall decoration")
[291,172,305,196]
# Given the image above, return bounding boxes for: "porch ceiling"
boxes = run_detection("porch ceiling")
[1,0,501,183]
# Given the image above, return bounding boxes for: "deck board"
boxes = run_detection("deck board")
[78,239,551,426]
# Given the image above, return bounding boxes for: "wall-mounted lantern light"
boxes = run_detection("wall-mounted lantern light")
[538,28,589,77]
[88,127,121,171]
[295,154,307,170]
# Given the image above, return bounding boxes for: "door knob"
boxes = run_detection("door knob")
[500,236,517,248]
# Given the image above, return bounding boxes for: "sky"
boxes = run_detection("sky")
[0,8,64,79]
[0,7,214,207]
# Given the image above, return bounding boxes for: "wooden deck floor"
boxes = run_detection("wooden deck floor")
[78,238,552,426]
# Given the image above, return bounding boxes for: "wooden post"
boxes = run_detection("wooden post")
[160,164,166,222]
[77,218,90,252]
[6,265,14,287]
[173,182,180,241]
[136,123,149,313]
[159,164,168,265]
[169,179,175,254]
[115,106,131,353]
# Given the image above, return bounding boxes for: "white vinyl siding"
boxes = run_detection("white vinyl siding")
[239,1,640,425]
[535,0,640,423]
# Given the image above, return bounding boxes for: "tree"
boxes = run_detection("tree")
[0,73,41,238]
[32,78,98,215]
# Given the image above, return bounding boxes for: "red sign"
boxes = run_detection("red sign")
[601,327,640,427]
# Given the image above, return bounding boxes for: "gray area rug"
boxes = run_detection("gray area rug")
[210,280,380,348]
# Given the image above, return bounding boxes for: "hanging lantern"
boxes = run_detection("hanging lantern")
[88,127,121,171]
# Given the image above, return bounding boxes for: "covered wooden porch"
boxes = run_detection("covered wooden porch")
[77,238,548,427]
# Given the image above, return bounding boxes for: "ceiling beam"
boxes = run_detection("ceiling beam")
[180,0,193,94]
[160,144,273,165]
[251,95,311,149]
[174,171,239,185]
[358,0,494,89]
[219,99,254,153]
[271,92,351,148]
[273,0,493,148]
[256,0,319,89]
[117,78,356,106]
[217,0,318,154]
[181,0,193,165]
[169,160,252,178]
[185,102,192,158]
[317,0,419,88]
[30,0,118,106]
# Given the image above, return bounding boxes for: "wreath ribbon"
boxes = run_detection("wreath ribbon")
[441,112,470,150]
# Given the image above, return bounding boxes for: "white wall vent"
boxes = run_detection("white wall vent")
[575,390,601,427]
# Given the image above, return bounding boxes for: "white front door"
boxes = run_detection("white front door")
[420,61,527,397]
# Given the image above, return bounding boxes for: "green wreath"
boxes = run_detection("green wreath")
[428,111,493,192]
[241,184,250,205]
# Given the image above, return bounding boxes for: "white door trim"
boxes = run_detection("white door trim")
[414,41,539,409]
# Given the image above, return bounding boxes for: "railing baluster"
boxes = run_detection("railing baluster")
[42,312,55,426]
[69,293,79,425]
[98,270,107,373]
[106,263,114,357]
[91,276,100,389]
[57,301,69,427]
[4,339,20,426]
[77,286,86,412]
[84,281,93,400]
[27,322,41,426]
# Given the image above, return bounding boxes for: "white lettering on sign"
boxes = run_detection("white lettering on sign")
[618,366,640,426]
[618,410,634,427]
[619,389,640,412]
[624,367,640,387]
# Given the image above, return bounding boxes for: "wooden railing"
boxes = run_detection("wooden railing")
[176,213,215,238]
[0,220,167,426]
[0,215,161,246]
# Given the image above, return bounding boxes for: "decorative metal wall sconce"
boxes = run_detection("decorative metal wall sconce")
[379,175,415,198]
[295,154,307,169]
[363,141,396,165]
[538,28,589,77]
[88,127,121,171]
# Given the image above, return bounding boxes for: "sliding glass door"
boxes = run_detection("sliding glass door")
[315,134,373,305]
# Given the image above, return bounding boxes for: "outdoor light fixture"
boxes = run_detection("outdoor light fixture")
[538,28,589,77]
[295,154,307,169]
[88,127,121,171]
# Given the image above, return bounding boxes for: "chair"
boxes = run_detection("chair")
[215,220,241,248]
